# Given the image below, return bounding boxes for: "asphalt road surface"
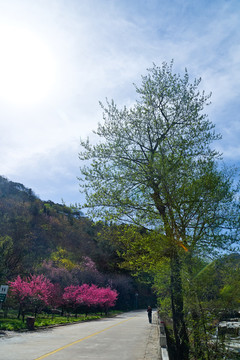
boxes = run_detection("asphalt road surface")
[0,310,160,360]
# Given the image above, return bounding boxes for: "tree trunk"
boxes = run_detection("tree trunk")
[18,303,23,320]
[186,256,209,360]
[191,309,206,359]
[170,254,189,360]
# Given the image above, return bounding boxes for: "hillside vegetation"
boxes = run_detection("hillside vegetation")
[0,175,154,310]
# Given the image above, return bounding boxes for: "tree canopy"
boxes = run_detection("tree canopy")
[79,61,240,359]
[79,61,238,255]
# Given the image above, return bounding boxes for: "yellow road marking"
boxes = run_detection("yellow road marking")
[34,317,135,360]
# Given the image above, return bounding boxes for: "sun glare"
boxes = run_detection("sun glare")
[0,24,56,107]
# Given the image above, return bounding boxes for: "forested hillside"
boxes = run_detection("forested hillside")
[0,176,154,309]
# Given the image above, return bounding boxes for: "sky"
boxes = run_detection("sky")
[0,0,240,206]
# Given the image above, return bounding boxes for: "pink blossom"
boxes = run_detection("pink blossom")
[63,284,118,310]
[9,274,55,308]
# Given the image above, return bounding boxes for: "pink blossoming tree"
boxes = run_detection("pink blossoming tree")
[9,274,55,320]
[8,274,118,320]
[63,284,118,315]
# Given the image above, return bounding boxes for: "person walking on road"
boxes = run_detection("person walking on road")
[147,306,152,323]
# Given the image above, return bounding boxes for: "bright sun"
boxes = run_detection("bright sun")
[0,24,56,107]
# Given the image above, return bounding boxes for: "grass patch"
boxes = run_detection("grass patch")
[34,314,101,328]
[0,318,26,331]
[0,311,122,331]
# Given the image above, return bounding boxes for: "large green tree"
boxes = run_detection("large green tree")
[79,61,239,359]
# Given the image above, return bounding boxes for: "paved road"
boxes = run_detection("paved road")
[0,310,160,360]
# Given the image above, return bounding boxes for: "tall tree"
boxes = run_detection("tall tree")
[79,61,239,359]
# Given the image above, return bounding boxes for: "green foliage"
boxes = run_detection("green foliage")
[34,314,101,327]
[0,235,14,283]
[154,254,240,359]
[0,318,26,331]
[153,260,171,317]
[0,313,115,331]
[0,175,153,313]
[50,247,76,270]
[0,175,126,280]
[78,61,240,359]
[190,254,240,315]
[79,61,238,259]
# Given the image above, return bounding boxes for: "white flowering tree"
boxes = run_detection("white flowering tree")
[79,62,239,359]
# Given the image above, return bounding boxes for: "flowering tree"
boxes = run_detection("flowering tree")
[38,260,73,311]
[82,256,98,272]
[62,284,118,315]
[38,260,73,289]
[72,257,104,286]
[9,274,55,320]
[78,61,240,359]
[62,284,82,314]
[63,284,97,315]
[9,273,118,321]
[93,286,118,314]
[47,283,63,311]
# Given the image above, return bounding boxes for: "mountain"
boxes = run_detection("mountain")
[0,176,122,281]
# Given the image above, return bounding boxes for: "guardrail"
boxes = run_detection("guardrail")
[157,316,169,360]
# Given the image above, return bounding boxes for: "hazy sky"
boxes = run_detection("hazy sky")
[0,0,240,205]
